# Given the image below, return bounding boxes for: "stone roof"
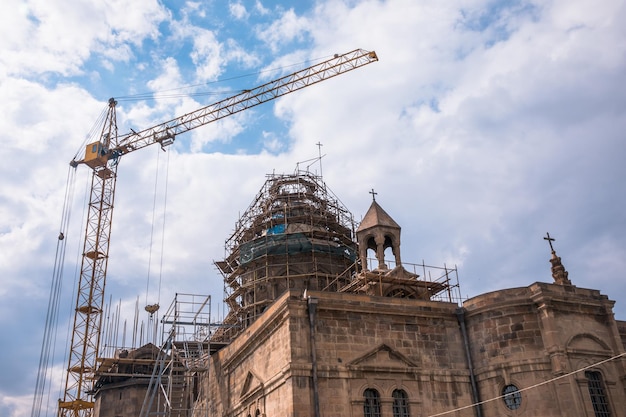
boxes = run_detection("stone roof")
[357,200,400,233]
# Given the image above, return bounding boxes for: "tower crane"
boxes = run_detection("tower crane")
[58,48,378,417]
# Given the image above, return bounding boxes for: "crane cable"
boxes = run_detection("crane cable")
[71,104,110,163]
[144,146,170,340]
[145,146,160,308]
[157,149,170,305]
[31,164,77,417]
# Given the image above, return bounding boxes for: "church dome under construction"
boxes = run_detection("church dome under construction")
[214,170,359,340]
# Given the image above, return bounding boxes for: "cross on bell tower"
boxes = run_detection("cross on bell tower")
[369,188,377,201]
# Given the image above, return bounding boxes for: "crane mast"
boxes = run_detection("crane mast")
[58,48,378,417]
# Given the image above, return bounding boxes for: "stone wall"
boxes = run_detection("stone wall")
[94,380,152,417]
[464,283,626,417]
[196,284,625,417]
[199,290,476,417]
[200,291,298,417]
[304,291,474,417]
[618,320,626,349]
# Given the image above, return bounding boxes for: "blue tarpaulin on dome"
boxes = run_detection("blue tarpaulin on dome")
[239,233,356,265]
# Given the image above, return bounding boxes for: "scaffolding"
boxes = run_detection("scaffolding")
[92,294,216,417]
[214,170,359,341]
[339,258,463,303]
[138,293,214,417]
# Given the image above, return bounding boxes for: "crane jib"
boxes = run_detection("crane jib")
[74,49,378,168]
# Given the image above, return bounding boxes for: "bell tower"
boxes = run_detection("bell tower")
[356,190,402,271]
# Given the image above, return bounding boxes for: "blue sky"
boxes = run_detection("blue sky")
[1,1,626,416]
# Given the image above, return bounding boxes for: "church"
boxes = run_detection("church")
[93,170,626,417]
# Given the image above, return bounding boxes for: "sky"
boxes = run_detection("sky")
[1,0,625,416]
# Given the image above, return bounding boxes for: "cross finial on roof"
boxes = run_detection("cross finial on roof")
[544,232,556,252]
[316,141,324,178]
[369,188,377,201]
[544,232,571,285]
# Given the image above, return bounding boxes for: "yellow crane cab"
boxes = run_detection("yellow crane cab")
[83,141,109,169]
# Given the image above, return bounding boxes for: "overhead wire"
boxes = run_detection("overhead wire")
[113,53,337,103]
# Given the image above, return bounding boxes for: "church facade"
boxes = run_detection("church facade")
[194,172,626,417]
[196,280,626,417]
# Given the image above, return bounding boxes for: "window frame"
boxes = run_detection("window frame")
[502,384,522,411]
[363,388,382,417]
[392,389,410,417]
[585,370,612,417]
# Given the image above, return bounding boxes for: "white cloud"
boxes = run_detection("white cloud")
[1,392,36,417]
[0,78,103,296]
[183,1,206,19]
[224,38,262,68]
[0,0,168,77]
[188,112,248,152]
[254,0,270,16]
[261,130,284,153]
[189,29,224,81]
[168,18,228,83]
[229,1,249,20]
[256,8,311,52]
[147,57,185,94]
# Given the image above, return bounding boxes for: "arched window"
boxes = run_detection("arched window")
[585,371,611,417]
[392,389,410,417]
[363,388,381,417]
